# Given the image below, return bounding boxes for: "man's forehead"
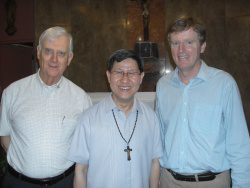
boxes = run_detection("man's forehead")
[113,59,138,68]
[171,28,198,39]
[115,58,138,64]
[42,36,69,49]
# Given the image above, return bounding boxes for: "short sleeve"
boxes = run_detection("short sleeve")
[67,113,90,164]
[0,89,12,136]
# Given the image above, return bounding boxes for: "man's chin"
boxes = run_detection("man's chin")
[115,95,134,103]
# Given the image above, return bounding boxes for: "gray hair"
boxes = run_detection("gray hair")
[38,26,73,55]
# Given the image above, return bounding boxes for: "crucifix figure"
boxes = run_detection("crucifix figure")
[131,0,150,41]
[141,0,150,41]
[5,0,17,36]
[124,146,132,161]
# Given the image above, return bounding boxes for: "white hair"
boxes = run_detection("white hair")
[38,26,73,55]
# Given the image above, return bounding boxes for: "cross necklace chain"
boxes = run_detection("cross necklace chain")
[112,109,138,161]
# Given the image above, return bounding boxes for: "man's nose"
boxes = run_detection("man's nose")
[51,52,58,62]
[179,42,185,52]
[121,73,129,82]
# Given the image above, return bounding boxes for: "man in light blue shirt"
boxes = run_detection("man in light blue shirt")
[156,17,250,188]
[68,49,163,188]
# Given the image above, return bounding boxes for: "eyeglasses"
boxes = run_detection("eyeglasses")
[170,40,197,47]
[42,48,68,58]
[111,70,141,79]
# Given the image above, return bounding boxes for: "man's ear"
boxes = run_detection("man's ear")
[201,42,206,53]
[139,72,145,84]
[67,53,74,66]
[106,70,111,83]
[37,46,41,60]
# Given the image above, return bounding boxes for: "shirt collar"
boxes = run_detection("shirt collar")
[195,60,211,81]
[171,60,211,84]
[36,69,63,90]
[104,94,143,114]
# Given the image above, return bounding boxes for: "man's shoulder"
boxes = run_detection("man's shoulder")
[156,72,174,91]
[78,100,106,122]
[157,72,174,84]
[206,65,235,82]
[63,77,83,91]
[87,99,106,112]
[136,99,157,119]
[137,100,154,112]
[4,74,35,93]
[63,77,90,97]
[63,79,92,108]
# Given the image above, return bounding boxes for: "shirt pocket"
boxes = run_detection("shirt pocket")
[193,104,222,133]
[54,117,78,142]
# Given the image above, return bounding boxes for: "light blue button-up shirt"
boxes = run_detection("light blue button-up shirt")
[68,95,163,188]
[156,61,250,187]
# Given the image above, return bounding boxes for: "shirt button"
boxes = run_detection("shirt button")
[183,119,186,122]
[181,151,184,155]
[184,102,187,105]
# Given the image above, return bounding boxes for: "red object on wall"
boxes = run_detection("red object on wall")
[0,0,34,44]
[0,45,33,89]
[0,0,35,98]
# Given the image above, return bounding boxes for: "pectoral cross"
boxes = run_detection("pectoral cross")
[124,146,132,161]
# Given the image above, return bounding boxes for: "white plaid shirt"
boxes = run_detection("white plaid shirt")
[0,71,92,178]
